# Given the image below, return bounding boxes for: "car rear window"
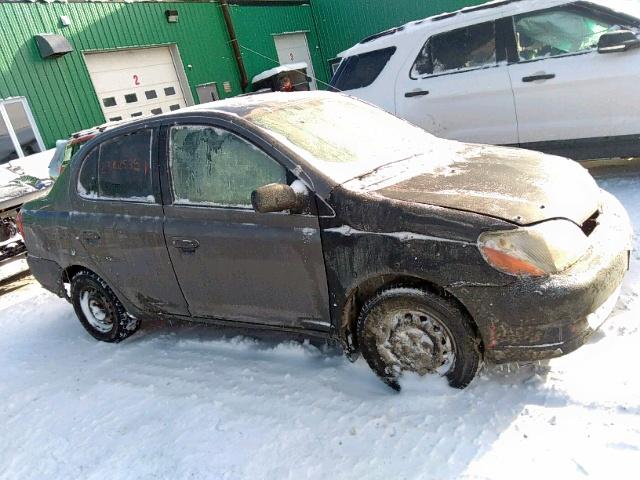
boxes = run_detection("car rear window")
[77,148,99,196]
[330,47,396,91]
[77,129,154,202]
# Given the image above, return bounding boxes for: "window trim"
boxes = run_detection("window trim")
[76,128,159,204]
[0,97,45,159]
[165,123,289,211]
[409,21,500,80]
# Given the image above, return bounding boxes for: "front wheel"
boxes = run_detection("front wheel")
[356,287,481,391]
[71,270,140,342]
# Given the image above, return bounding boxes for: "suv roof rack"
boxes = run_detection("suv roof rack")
[432,0,525,22]
[359,26,405,44]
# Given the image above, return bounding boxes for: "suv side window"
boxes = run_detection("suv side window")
[513,5,637,61]
[411,21,496,78]
[330,47,396,91]
[77,129,154,202]
[169,125,287,208]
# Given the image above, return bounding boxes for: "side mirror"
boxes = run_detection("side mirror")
[598,30,640,54]
[251,183,303,214]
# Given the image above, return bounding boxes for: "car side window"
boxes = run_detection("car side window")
[513,7,631,61]
[77,147,99,197]
[77,129,154,202]
[169,125,287,208]
[411,21,496,78]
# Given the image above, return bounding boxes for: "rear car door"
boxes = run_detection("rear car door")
[506,2,640,153]
[71,128,190,316]
[160,121,330,330]
[395,19,519,145]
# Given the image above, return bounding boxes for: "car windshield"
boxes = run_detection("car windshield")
[244,94,440,184]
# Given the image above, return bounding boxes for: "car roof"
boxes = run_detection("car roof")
[67,91,378,200]
[69,91,340,144]
[338,0,616,57]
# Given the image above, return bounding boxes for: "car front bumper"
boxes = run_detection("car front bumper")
[449,190,632,364]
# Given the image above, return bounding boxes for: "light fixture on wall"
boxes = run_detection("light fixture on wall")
[165,10,179,23]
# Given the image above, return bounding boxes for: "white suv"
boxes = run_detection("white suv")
[331,0,640,160]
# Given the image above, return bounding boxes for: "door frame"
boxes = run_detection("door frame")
[155,113,332,330]
[272,31,318,90]
[500,2,640,154]
[66,121,192,317]
[395,17,518,145]
[0,96,45,159]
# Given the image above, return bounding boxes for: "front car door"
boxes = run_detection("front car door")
[160,120,331,330]
[506,2,640,156]
[395,19,519,145]
[70,127,190,316]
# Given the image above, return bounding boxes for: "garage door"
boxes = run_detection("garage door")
[273,33,317,90]
[84,46,190,123]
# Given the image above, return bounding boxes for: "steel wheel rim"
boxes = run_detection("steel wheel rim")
[79,288,114,333]
[375,309,456,377]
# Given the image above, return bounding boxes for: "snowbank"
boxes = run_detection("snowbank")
[0,173,639,479]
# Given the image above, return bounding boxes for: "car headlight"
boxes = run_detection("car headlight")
[478,220,589,277]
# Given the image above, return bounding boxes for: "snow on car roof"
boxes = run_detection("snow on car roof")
[338,0,636,57]
[251,62,308,84]
[62,92,347,165]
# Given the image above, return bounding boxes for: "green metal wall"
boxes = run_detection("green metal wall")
[0,1,239,148]
[0,0,487,148]
[229,0,486,87]
[229,3,329,87]
[310,0,486,78]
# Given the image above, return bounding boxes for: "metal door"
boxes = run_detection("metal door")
[273,33,318,90]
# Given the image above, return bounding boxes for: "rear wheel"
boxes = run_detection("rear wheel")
[71,270,140,342]
[356,287,481,391]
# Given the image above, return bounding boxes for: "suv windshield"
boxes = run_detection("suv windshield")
[244,94,439,184]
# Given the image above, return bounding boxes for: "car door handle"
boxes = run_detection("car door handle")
[172,238,200,253]
[81,231,100,243]
[405,90,430,98]
[522,73,556,83]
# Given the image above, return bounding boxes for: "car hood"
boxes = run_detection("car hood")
[357,144,600,226]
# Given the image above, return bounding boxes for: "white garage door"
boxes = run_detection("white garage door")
[84,46,190,122]
[273,33,317,90]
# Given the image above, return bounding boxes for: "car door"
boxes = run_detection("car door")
[506,3,640,149]
[160,121,331,330]
[71,128,190,316]
[395,19,519,145]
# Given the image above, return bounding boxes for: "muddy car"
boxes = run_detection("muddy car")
[20,92,632,390]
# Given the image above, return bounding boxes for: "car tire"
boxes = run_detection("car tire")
[70,270,140,343]
[356,287,481,391]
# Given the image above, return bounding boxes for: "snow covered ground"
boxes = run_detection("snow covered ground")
[1,172,639,480]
